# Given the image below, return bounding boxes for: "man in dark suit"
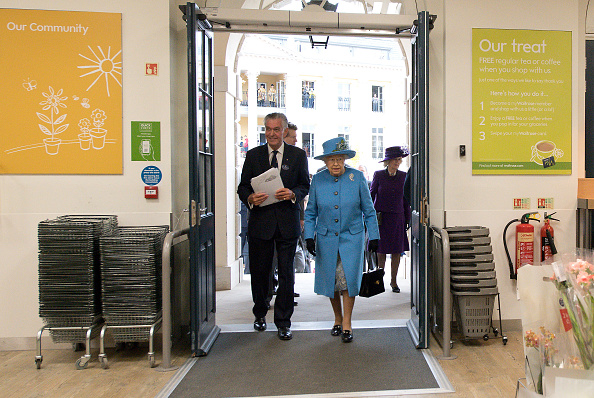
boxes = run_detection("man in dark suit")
[237,113,310,340]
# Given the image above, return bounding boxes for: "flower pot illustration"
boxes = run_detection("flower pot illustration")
[90,127,107,149]
[43,138,61,155]
[78,133,92,150]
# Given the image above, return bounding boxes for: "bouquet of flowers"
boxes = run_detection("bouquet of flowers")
[524,327,558,394]
[518,261,587,395]
[550,252,594,371]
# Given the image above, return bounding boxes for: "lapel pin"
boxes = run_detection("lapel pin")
[349,173,354,181]
[282,164,289,170]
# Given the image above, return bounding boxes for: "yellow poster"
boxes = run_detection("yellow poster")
[472,29,572,175]
[0,9,122,174]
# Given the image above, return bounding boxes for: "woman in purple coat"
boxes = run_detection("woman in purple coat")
[369,146,411,293]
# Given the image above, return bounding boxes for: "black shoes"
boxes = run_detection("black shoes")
[277,326,292,340]
[253,317,267,331]
[392,285,400,293]
[341,330,353,343]
[331,325,342,336]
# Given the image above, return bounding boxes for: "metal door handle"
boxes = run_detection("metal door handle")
[421,196,429,226]
[191,200,197,227]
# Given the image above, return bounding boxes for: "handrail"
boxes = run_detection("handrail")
[157,227,190,372]
[430,226,455,359]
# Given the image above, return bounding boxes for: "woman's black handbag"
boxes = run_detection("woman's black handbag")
[359,251,385,297]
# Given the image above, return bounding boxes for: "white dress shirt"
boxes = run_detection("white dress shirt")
[268,142,284,168]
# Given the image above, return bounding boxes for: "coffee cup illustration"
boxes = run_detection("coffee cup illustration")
[531,140,563,165]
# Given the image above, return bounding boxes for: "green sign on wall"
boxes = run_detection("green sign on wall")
[131,121,160,161]
[472,29,572,174]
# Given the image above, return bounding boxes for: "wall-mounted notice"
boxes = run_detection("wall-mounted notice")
[0,9,122,174]
[472,29,572,175]
[131,121,161,161]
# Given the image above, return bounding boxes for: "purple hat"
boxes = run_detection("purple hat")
[379,146,409,162]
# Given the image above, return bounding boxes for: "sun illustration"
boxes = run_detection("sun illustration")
[78,45,122,97]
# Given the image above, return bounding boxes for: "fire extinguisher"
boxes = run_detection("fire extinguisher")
[503,212,540,279]
[541,212,559,262]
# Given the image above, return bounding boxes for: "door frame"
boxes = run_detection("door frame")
[183,5,434,351]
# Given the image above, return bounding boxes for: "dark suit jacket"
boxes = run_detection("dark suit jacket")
[237,144,310,240]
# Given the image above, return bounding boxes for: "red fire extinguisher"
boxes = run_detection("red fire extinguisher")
[541,212,559,262]
[503,212,540,279]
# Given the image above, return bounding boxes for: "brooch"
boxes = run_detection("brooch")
[349,173,354,181]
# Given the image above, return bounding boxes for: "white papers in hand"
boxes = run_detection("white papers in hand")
[251,167,284,207]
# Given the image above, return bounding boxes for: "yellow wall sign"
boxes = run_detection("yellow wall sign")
[0,9,122,174]
[472,29,572,175]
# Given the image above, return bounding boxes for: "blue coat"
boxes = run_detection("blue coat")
[304,166,380,297]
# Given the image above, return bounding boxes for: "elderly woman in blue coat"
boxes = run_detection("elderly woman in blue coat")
[304,137,380,343]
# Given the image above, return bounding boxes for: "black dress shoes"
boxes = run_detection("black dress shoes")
[277,326,292,340]
[331,325,342,336]
[341,330,353,343]
[391,285,400,293]
[253,317,267,331]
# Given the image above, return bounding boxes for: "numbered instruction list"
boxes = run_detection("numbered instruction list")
[472,29,572,174]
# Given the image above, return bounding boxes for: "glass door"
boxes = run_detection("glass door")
[407,11,433,349]
[183,2,219,356]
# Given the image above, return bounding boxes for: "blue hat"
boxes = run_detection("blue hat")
[379,146,409,162]
[314,137,356,160]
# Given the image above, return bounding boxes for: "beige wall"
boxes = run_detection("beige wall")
[0,0,172,345]
[0,0,586,347]
[435,0,585,320]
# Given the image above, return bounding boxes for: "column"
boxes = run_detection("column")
[246,70,260,150]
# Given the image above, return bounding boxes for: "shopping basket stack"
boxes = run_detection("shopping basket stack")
[99,225,169,344]
[38,215,118,343]
[446,226,506,343]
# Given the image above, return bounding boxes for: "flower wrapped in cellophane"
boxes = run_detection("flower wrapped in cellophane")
[550,251,594,370]
[518,263,585,394]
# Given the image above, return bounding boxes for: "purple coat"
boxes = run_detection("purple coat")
[369,169,411,254]
[370,169,410,218]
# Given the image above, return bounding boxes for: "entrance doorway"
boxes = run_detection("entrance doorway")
[180,3,433,352]
[235,31,413,329]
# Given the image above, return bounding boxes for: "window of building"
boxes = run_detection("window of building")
[302,131,315,158]
[277,81,286,108]
[372,127,384,159]
[372,85,383,112]
[241,89,248,106]
[257,126,266,146]
[267,83,278,107]
[257,83,267,107]
[337,82,351,111]
[338,126,350,147]
[302,80,316,109]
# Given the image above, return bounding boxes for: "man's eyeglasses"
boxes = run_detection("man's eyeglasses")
[265,127,283,133]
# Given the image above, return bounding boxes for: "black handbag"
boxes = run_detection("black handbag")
[359,251,385,297]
